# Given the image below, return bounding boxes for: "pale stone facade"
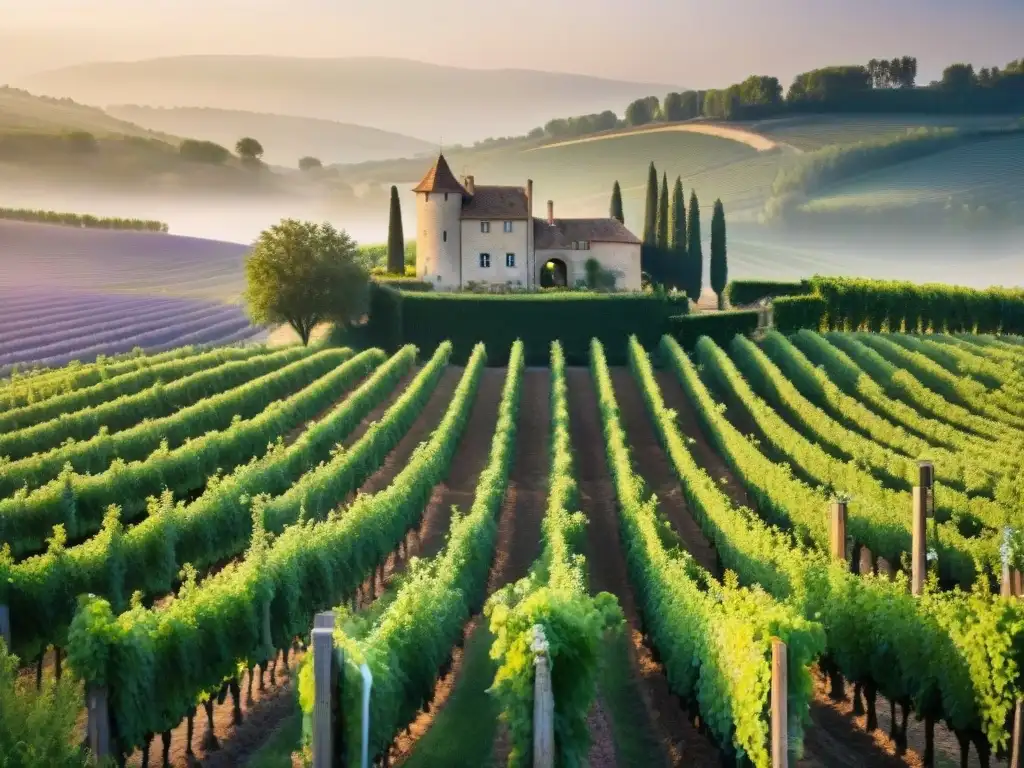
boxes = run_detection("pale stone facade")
[413,154,641,291]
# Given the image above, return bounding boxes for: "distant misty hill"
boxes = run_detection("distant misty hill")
[21,56,680,145]
[105,105,436,166]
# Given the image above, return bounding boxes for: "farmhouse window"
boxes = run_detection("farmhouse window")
[503,221,513,233]
[506,253,515,267]
[580,241,590,250]
[480,253,491,268]
[443,231,447,242]
[481,221,491,233]
[444,193,449,201]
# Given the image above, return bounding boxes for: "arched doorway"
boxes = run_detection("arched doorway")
[540,258,568,288]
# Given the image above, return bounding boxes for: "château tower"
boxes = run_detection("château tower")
[413,153,466,288]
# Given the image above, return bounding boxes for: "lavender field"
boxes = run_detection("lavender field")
[0,288,265,375]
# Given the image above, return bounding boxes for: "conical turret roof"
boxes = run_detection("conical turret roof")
[412,153,467,194]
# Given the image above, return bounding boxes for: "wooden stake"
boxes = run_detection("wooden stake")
[1011,699,1023,768]
[911,487,927,596]
[858,545,874,576]
[312,612,336,768]
[1004,560,1015,599]
[86,684,111,760]
[772,638,788,768]
[830,501,847,562]
[532,626,554,768]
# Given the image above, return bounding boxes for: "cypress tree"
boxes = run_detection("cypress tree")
[670,177,686,289]
[710,199,728,309]
[656,172,670,250]
[387,185,405,275]
[610,181,624,224]
[642,162,658,246]
[685,190,703,302]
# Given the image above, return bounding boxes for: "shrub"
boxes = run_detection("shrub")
[179,138,231,165]
[773,294,827,332]
[726,280,811,306]
[367,285,687,365]
[669,310,760,351]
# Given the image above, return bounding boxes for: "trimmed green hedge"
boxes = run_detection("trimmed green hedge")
[773,294,827,333]
[808,276,1024,333]
[726,280,810,306]
[372,277,433,292]
[669,310,760,351]
[367,285,688,365]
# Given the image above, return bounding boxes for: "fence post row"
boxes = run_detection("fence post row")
[532,624,554,768]
[771,637,788,768]
[312,611,337,768]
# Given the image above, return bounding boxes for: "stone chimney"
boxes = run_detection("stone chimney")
[464,175,475,194]
[547,200,554,225]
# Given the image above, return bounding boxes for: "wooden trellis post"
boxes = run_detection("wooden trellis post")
[829,501,847,562]
[86,684,111,761]
[532,625,554,768]
[0,604,10,650]
[1010,699,1023,768]
[312,611,337,768]
[911,461,933,596]
[771,637,788,768]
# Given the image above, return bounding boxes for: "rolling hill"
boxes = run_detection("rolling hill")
[20,56,679,145]
[104,106,436,166]
[0,86,173,139]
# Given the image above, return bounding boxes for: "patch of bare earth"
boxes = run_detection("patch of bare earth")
[390,369,549,766]
[565,366,717,767]
[654,367,985,767]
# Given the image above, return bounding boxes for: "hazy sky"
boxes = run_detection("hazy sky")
[3,0,1022,87]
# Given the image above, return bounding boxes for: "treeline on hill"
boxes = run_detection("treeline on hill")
[0,207,168,232]
[763,122,1024,222]
[482,55,1024,148]
[610,164,728,306]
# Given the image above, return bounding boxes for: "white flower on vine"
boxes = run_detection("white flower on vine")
[926,549,938,563]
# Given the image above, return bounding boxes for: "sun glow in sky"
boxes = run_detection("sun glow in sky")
[3,0,1022,86]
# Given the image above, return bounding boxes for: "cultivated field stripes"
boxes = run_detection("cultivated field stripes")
[0,347,344,558]
[790,331,1003,463]
[0,290,147,325]
[728,335,1012,534]
[0,302,238,365]
[759,332,997,496]
[694,336,997,585]
[0,345,266,433]
[0,346,210,409]
[320,342,524,764]
[854,333,1024,432]
[0,345,311,464]
[0,294,196,343]
[640,335,1024,759]
[593,337,822,766]
[825,333,1018,444]
[65,344,488,757]
[4,348,391,662]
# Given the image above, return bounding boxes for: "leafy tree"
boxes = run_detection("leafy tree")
[387,185,405,275]
[685,190,703,301]
[710,199,728,309]
[179,139,230,165]
[610,180,624,224]
[298,156,323,171]
[65,131,98,154]
[941,63,976,91]
[656,172,670,250]
[663,92,684,121]
[244,219,369,346]
[642,162,658,246]
[235,136,264,162]
[625,96,659,127]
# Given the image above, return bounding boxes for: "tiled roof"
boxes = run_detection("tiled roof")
[533,217,642,249]
[460,185,529,219]
[412,153,467,194]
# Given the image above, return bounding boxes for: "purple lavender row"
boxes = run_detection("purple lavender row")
[0,312,257,374]
[145,317,267,353]
[0,303,245,366]
[0,297,213,349]
[0,291,139,324]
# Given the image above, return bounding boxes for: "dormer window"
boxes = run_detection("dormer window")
[481,221,491,233]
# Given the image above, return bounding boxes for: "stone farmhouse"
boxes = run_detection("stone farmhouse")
[413,153,642,291]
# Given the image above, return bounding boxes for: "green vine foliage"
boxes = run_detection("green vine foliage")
[67,342,484,754]
[6,347,410,661]
[594,337,824,766]
[485,341,622,768]
[657,334,1024,750]
[693,335,997,585]
[301,341,524,764]
[0,345,336,555]
[0,345,209,411]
